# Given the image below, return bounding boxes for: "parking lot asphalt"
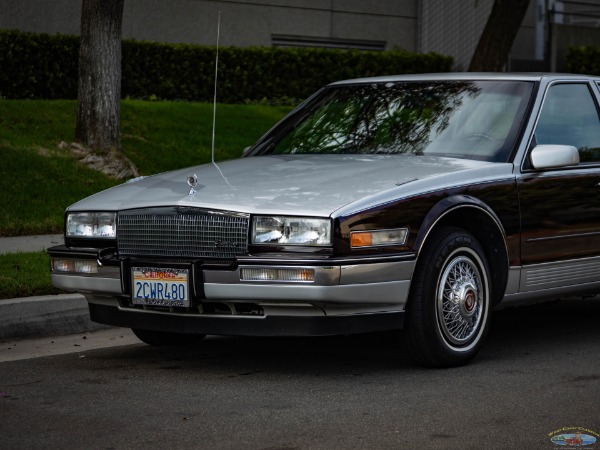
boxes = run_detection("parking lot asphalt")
[0,234,107,341]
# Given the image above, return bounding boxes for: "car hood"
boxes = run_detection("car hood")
[68,154,513,217]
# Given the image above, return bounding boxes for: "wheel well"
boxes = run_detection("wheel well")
[419,206,509,306]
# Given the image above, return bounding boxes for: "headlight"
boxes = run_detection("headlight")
[252,216,331,246]
[66,212,117,238]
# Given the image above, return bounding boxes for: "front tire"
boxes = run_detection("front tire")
[132,328,206,347]
[405,227,492,367]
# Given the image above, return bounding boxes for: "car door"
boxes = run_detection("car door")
[517,81,600,292]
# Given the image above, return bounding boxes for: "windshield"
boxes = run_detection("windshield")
[255,80,534,162]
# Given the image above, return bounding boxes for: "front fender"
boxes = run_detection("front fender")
[414,195,506,255]
[413,195,510,305]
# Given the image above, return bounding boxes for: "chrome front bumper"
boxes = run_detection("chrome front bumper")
[49,246,415,335]
[51,259,414,306]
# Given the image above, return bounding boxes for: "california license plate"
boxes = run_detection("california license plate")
[131,267,190,307]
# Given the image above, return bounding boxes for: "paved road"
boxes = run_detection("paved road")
[1,298,599,450]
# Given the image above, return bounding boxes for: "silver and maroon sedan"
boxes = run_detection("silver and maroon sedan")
[49,73,600,367]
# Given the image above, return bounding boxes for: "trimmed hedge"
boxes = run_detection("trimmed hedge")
[0,30,79,99]
[566,45,600,75]
[0,29,453,103]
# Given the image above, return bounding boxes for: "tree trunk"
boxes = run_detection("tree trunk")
[76,0,124,151]
[469,0,531,72]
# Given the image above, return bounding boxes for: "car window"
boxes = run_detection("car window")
[261,81,533,162]
[535,83,600,163]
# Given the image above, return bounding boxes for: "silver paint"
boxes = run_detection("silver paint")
[67,154,507,218]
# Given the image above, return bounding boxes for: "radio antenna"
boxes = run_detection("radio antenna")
[211,11,221,164]
[210,12,233,188]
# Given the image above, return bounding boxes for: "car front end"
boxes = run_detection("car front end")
[48,154,438,337]
[49,73,542,366]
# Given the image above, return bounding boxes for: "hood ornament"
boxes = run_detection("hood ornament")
[187,174,198,196]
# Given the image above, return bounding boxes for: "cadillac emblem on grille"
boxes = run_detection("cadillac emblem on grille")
[117,207,249,259]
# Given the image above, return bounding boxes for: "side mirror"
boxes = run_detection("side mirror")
[530,145,579,170]
[242,146,252,157]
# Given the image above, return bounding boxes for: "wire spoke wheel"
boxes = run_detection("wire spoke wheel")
[436,252,485,348]
[405,226,493,367]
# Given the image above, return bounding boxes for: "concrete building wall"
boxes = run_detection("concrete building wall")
[0,0,418,51]
[420,0,540,71]
[3,0,598,72]
[510,0,538,61]
[420,0,494,71]
[0,0,81,35]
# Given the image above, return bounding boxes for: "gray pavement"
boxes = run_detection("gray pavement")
[0,234,63,255]
[0,234,108,341]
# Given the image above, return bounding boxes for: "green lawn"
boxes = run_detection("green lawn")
[0,99,290,298]
[0,251,62,299]
[0,99,291,236]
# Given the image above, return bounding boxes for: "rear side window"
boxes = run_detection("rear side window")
[535,83,600,163]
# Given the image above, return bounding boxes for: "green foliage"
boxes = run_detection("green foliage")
[0,30,79,99]
[120,100,291,174]
[565,45,600,75]
[0,29,453,102]
[0,141,117,236]
[0,99,290,299]
[0,99,291,236]
[0,252,62,299]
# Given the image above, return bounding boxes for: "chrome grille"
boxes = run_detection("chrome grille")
[117,207,249,259]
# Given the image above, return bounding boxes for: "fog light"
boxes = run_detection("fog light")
[241,268,315,283]
[52,259,98,274]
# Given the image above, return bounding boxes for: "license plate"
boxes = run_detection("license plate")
[131,267,190,307]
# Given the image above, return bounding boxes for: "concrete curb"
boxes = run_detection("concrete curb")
[0,235,109,341]
[0,294,109,341]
